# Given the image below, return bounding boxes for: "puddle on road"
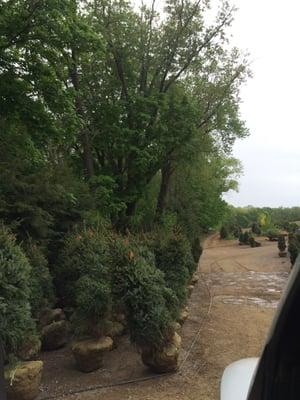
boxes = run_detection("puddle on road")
[205,271,289,308]
[214,295,279,308]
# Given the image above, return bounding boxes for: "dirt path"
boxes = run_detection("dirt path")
[48,236,290,400]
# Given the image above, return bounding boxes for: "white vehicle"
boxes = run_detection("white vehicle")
[221,258,300,400]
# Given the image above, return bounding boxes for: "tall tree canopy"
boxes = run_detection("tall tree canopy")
[0,0,249,237]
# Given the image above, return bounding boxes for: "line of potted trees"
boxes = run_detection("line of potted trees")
[1,222,199,399]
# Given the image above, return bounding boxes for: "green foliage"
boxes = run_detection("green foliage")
[0,225,35,357]
[0,0,251,344]
[191,238,203,264]
[239,231,252,245]
[57,224,114,336]
[110,238,175,350]
[220,225,230,239]
[238,232,244,244]
[23,241,55,317]
[249,237,261,248]
[165,154,243,242]
[0,151,92,246]
[226,206,300,234]
[0,0,249,238]
[249,237,255,248]
[251,223,261,235]
[74,275,112,338]
[80,0,248,220]
[266,229,280,241]
[154,229,195,307]
[233,226,242,238]
[56,226,111,307]
[288,234,300,266]
[285,222,299,233]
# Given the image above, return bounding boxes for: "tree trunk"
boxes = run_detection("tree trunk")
[70,49,94,178]
[156,161,173,218]
[113,200,137,233]
[80,127,94,178]
[126,201,137,218]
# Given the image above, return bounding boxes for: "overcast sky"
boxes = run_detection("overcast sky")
[224,0,300,207]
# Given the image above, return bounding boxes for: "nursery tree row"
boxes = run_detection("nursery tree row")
[0,0,249,388]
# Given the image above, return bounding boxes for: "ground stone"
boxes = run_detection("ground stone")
[187,285,194,297]
[279,251,287,258]
[5,361,43,400]
[72,336,113,372]
[41,320,68,350]
[115,313,127,326]
[173,322,181,331]
[108,322,125,337]
[177,307,189,325]
[39,308,66,327]
[17,336,41,361]
[106,321,125,349]
[63,307,75,320]
[141,332,182,373]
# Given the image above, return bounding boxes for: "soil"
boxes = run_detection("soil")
[38,235,291,400]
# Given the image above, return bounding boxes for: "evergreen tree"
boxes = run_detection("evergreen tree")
[0,225,35,358]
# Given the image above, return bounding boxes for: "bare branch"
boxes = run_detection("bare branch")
[163,7,234,92]
[139,0,156,93]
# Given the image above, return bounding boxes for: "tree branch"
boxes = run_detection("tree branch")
[0,0,42,50]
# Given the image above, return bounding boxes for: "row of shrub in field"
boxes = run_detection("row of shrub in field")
[1,221,200,397]
[219,220,300,266]
[58,225,195,344]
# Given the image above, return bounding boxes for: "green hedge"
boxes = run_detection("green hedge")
[0,225,35,357]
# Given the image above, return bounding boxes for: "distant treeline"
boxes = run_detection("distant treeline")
[224,206,300,231]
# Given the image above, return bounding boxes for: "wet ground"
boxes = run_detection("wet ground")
[208,271,288,308]
[41,235,291,400]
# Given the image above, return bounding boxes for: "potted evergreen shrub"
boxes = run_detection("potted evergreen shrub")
[23,241,66,352]
[249,237,256,248]
[220,225,229,239]
[233,226,242,239]
[24,241,55,319]
[267,229,279,241]
[0,225,43,400]
[154,229,194,307]
[238,232,245,245]
[191,237,203,263]
[111,238,181,373]
[278,235,287,257]
[71,275,113,372]
[249,237,261,248]
[60,228,114,372]
[251,222,261,235]
[288,233,300,266]
[243,231,251,245]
